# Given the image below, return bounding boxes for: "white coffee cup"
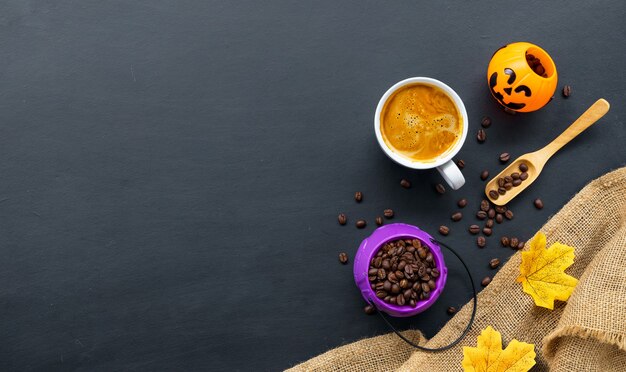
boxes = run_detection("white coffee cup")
[374,77,468,190]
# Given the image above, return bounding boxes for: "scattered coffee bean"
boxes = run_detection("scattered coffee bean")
[480,199,490,212]
[458,198,468,208]
[400,179,411,189]
[485,219,494,228]
[364,304,376,315]
[451,212,463,222]
[338,213,347,225]
[489,258,500,269]
[439,225,450,236]
[483,227,492,236]
[489,190,499,200]
[480,170,489,181]
[510,237,519,248]
[481,276,492,286]
[384,209,394,218]
[520,172,529,180]
[504,107,517,115]
[457,159,465,169]
[488,208,496,219]
[481,116,492,128]
[469,225,480,234]
[375,216,383,226]
[505,210,514,220]
[355,191,363,202]
[517,241,525,250]
[477,129,486,143]
[339,252,349,264]
[495,206,507,214]
[495,214,504,224]
[501,236,510,247]
[447,306,457,315]
[356,219,367,229]
[499,152,510,163]
[562,85,572,98]
[435,183,446,194]
[476,211,487,220]
[519,163,528,172]
[477,236,486,248]
[534,199,544,209]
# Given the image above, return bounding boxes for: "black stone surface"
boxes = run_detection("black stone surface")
[1,1,624,370]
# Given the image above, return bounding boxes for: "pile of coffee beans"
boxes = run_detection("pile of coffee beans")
[526,53,548,78]
[368,238,439,307]
[488,162,529,200]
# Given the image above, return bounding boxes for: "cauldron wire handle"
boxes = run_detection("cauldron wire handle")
[369,238,477,352]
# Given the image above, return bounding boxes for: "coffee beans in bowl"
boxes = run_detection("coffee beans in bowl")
[368,238,439,308]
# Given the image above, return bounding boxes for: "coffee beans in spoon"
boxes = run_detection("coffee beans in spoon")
[489,162,530,199]
[368,238,439,307]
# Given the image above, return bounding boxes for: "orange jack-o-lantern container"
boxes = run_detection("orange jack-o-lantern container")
[487,42,557,113]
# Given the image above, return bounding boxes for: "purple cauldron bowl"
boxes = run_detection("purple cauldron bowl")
[353,223,448,317]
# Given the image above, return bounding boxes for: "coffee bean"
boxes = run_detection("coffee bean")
[520,172,529,180]
[534,199,544,209]
[480,170,489,180]
[376,290,387,299]
[376,216,383,226]
[499,153,510,163]
[457,159,465,169]
[409,299,416,307]
[517,241,525,250]
[535,64,545,76]
[483,227,492,236]
[391,283,401,294]
[364,304,376,315]
[447,306,457,315]
[431,268,440,278]
[501,236,510,247]
[355,191,363,202]
[425,253,433,263]
[496,214,504,224]
[417,247,427,259]
[377,268,387,280]
[504,182,513,190]
[368,268,379,276]
[481,116,492,128]
[338,213,347,225]
[512,179,522,186]
[510,237,519,248]
[481,276,492,286]
[519,163,528,172]
[498,187,506,195]
[489,190,499,199]
[400,179,411,189]
[383,280,392,292]
[504,210,514,220]
[383,209,394,218]
[339,252,349,264]
[412,239,422,248]
[399,279,410,289]
[511,172,520,180]
[495,206,507,214]
[396,294,406,306]
[374,257,382,268]
[389,296,396,304]
[428,280,436,290]
[488,208,496,218]
[497,178,505,187]
[438,225,450,236]
[457,198,468,208]
[421,282,430,293]
[489,258,500,269]
[451,212,463,222]
[477,236,486,248]
[476,210,487,220]
[485,219,494,228]
[356,219,366,228]
[469,225,480,234]
[562,85,572,98]
[504,107,517,115]
[480,199,490,212]
[435,183,446,194]
[477,129,486,143]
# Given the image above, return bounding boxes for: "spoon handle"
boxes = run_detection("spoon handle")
[539,99,610,159]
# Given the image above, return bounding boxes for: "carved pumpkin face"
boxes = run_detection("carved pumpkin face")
[487,42,558,113]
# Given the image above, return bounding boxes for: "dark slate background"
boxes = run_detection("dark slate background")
[0,1,624,371]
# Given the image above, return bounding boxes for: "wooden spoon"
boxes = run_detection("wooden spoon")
[485,99,610,206]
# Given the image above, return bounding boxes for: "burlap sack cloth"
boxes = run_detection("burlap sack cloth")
[289,167,626,371]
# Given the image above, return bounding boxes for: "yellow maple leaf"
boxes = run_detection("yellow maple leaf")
[516,232,579,309]
[462,326,536,372]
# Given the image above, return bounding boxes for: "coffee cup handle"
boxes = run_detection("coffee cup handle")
[437,160,465,190]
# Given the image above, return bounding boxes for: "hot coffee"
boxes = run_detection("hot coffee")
[379,83,463,162]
